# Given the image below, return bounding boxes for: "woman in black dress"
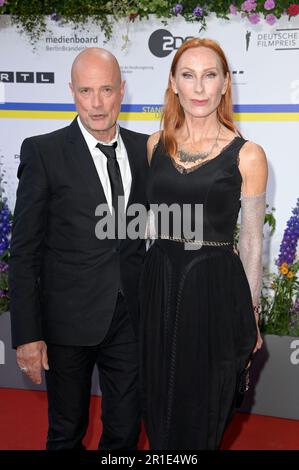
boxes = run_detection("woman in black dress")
[140,38,267,450]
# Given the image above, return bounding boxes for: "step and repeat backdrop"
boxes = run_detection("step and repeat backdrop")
[0,14,299,417]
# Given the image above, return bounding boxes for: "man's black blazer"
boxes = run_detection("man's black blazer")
[9,118,149,348]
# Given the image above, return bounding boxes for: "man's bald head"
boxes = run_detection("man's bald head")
[71,48,122,85]
[69,47,125,142]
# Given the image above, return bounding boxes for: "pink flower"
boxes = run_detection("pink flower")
[265,13,277,25]
[241,1,257,13]
[229,4,238,15]
[0,0,6,6]
[264,0,275,10]
[248,12,261,24]
[288,4,299,17]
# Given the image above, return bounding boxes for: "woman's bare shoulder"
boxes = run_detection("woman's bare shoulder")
[239,141,267,168]
[147,130,162,164]
[239,141,268,195]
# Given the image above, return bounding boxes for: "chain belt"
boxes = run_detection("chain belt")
[157,234,232,246]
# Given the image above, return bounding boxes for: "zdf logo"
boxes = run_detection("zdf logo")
[148,29,193,58]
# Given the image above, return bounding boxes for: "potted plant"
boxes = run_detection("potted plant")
[260,198,299,336]
[242,198,299,420]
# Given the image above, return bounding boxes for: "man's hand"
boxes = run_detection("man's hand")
[16,340,49,384]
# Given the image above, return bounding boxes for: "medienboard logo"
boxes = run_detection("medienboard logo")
[148,29,193,57]
[0,72,55,83]
[0,340,4,365]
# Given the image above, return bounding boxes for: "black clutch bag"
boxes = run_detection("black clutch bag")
[235,352,255,408]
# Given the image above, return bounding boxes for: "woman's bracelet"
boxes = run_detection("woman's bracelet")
[253,305,261,320]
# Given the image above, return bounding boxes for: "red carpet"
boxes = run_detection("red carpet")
[1,388,299,450]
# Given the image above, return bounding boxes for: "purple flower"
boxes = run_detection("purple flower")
[0,0,6,7]
[264,0,275,10]
[241,1,257,13]
[172,3,183,15]
[0,289,7,298]
[0,261,8,273]
[50,12,60,22]
[248,12,260,24]
[290,299,299,329]
[277,199,299,266]
[193,6,203,17]
[229,4,238,15]
[0,200,12,257]
[266,13,277,26]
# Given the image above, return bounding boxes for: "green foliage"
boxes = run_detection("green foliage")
[260,260,299,336]
[234,205,299,336]
[0,1,297,43]
[259,200,299,336]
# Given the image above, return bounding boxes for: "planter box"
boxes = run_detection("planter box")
[1,313,299,418]
[0,312,101,395]
[241,334,299,420]
[0,312,45,391]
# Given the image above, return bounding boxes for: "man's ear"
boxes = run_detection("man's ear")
[120,80,126,99]
[69,82,74,97]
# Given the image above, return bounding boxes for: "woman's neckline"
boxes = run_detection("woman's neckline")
[169,136,241,175]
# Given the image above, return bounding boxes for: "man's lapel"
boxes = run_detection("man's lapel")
[120,127,138,207]
[66,118,108,205]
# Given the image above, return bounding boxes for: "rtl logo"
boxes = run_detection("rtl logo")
[0,72,55,83]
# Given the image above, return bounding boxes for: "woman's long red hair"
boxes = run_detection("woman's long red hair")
[161,38,237,157]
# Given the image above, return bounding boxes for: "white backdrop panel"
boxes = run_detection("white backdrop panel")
[0,14,299,270]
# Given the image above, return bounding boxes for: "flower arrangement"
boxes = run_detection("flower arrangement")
[172,1,299,27]
[0,196,12,313]
[0,1,298,43]
[260,198,299,336]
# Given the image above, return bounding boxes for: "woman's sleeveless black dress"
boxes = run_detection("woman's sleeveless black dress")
[139,136,257,450]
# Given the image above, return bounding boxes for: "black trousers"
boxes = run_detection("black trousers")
[45,293,141,450]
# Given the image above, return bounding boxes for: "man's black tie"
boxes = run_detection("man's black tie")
[96,141,124,238]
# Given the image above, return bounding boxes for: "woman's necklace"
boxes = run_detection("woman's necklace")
[178,125,221,164]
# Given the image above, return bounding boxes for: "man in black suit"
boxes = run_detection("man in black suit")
[9,48,149,449]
